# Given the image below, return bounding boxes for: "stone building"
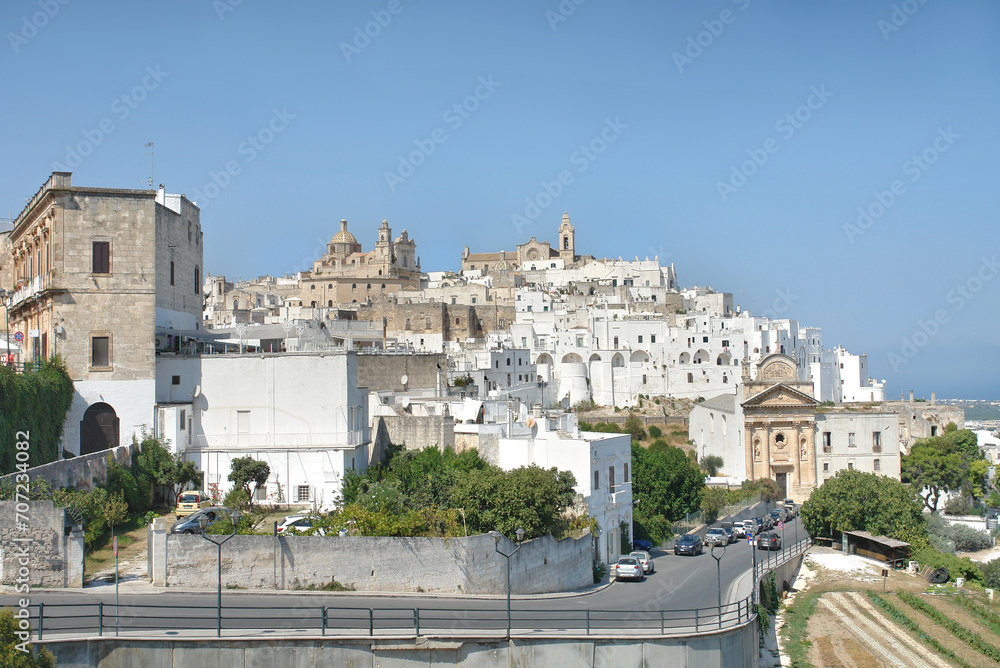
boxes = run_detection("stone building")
[300,218,421,306]
[461,212,595,274]
[2,172,201,455]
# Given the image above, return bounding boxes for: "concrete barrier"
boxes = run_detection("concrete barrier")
[39,624,758,668]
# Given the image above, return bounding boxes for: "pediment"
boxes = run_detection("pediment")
[757,354,798,381]
[742,383,819,409]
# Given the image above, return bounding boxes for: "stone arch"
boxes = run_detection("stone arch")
[717,352,731,365]
[678,351,691,364]
[611,353,625,368]
[561,353,582,364]
[80,402,119,456]
[537,353,554,366]
[693,349,710,364]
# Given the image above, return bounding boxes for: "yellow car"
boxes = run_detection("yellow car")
[175,491,211,517]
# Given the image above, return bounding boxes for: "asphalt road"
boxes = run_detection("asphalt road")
[1,517,805,637]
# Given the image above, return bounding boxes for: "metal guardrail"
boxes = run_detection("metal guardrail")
[752,536,811,585]
[22,596,759,640]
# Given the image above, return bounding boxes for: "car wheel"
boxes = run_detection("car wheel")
[183,529,193,534]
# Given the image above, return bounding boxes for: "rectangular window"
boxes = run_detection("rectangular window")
[577,336,584,347]
[91,336,110,368]
[613,336,619,348]
[92,241,110,274]
[822,432,832,454]
[624,463,630,482]
[609,466,615,495]
[638,335,643,343]
[703,336,709,343]
[593,470,599,491]
[296,485,310,502]
[172,375,180,385]
[650,335,656,343]
[521,337,527,346]
[170,261,175,286]
[848,462,854,470]
[194,266,200,294]
[823,462,829,472]
[425,317,431,329]
[872,431,882,452]
[874,459,880,471]
[179,410,186,430]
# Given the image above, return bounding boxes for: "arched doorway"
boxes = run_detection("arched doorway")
[80,402,119,455]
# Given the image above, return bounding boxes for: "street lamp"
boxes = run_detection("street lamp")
[492,527,525,639]
[710,541,727,629]
[198,509,242,637]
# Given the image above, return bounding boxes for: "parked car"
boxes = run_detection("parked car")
[755,515,773,531]
[175,490,212,518]
[674,533,704,556]
[629,550,654,574]
[733,521,747,539]
[756,532,782,551]
[277,515,315,534]
[705,528,729,548]
[614,556,644,582]
[632,538,654,552]
[170,506,231,534]
[783,502,798,518]
[720,521,737,543]
[771,508,788,523]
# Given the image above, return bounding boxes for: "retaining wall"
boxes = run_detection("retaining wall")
[40,625,758,668]
[153,528,593,595]
[0,443,138,492]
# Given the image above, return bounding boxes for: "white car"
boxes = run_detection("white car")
[277,516,323,535]
[733,521,747,539]
[629,550,654,574]
[614,556,644,582]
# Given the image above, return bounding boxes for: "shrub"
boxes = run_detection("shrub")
[912,546,983,583]
[950,523,992,552]
[222,487,249,510]
[624,415,646,441]
[981,558,1000,590]
[648,426,662,439]
[945,496,977,516]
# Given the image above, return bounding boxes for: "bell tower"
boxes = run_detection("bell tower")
[558,211,575,262]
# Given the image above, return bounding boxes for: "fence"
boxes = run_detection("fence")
[22,596,758,640]
[671,495,763,536]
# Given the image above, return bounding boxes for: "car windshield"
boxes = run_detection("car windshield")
[178,493,199,503]
[707,529,725,535]
[679,536,696,543]
[618,558,637,565]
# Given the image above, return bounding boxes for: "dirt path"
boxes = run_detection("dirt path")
[846,592,954,668]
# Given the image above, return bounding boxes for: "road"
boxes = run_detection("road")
[1,517,805,637]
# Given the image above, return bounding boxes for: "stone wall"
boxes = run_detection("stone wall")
[0,442,138,491]
[0,500,83,588]
[379,414,455,450]
[153,528,593,595]
[356,352,447,391]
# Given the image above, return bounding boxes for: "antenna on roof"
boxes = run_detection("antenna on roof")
[143,142,154,188]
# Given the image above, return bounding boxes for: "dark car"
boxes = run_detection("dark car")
[632,538,654,552]
[756,515,773,531]
[674,533,704,556]
[720,521,737,544]
[756,532,782,551]
[170,506,231,534]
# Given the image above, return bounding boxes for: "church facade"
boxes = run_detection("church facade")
[299,219,421,306]
[460,212,594,274]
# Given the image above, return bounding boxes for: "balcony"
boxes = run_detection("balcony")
[9,274,60,309]
[190,429,370,450]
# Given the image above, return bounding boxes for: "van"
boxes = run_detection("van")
[175,491,212,517]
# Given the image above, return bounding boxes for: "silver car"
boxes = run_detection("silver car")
[614,556,644,582]
[629,550,654,574]
[705,528,729,548]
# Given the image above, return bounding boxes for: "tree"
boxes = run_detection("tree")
[902,429,985,512]
[167,459,203,506]
[742,477,781,503]
[701,486,730,523]
[0,609,55,667]
[623,415,646,441]
[102,491,129,536]
[227,456,270,511]
[701,455,724,477]
[800,469,927,546]
[631,442,704,522]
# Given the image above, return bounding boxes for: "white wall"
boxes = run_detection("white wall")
[64,379,155,455]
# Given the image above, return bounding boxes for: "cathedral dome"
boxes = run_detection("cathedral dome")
[331,219,357,245]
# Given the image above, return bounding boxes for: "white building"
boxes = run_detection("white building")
[155,351,371,510]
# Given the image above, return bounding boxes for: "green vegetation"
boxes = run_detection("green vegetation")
[980,557,1000,589]
[0,609,55,668]
[866,591,973,668]
[631,441,702,540]
[334,445,578,541]
[926,512,992,553]
[902,427,990,512]
[912,546,983,583]
[700,454,724,477]
[451,374,474,387]
[897,590,1000,662]
[801,469,927,546]
[227,456,270,511]
[0,357,74,475]
[951,594,1000,637]
[780,589,824,668]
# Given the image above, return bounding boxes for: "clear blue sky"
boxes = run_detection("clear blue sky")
[1,1,997,399]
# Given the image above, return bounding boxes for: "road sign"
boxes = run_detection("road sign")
[13,331,22,341]
[747,533,753,543]
[779,521,784,530]
[113,536,118,557]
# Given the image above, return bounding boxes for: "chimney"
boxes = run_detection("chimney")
[909,390,914,403]
[931,392,936,405]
